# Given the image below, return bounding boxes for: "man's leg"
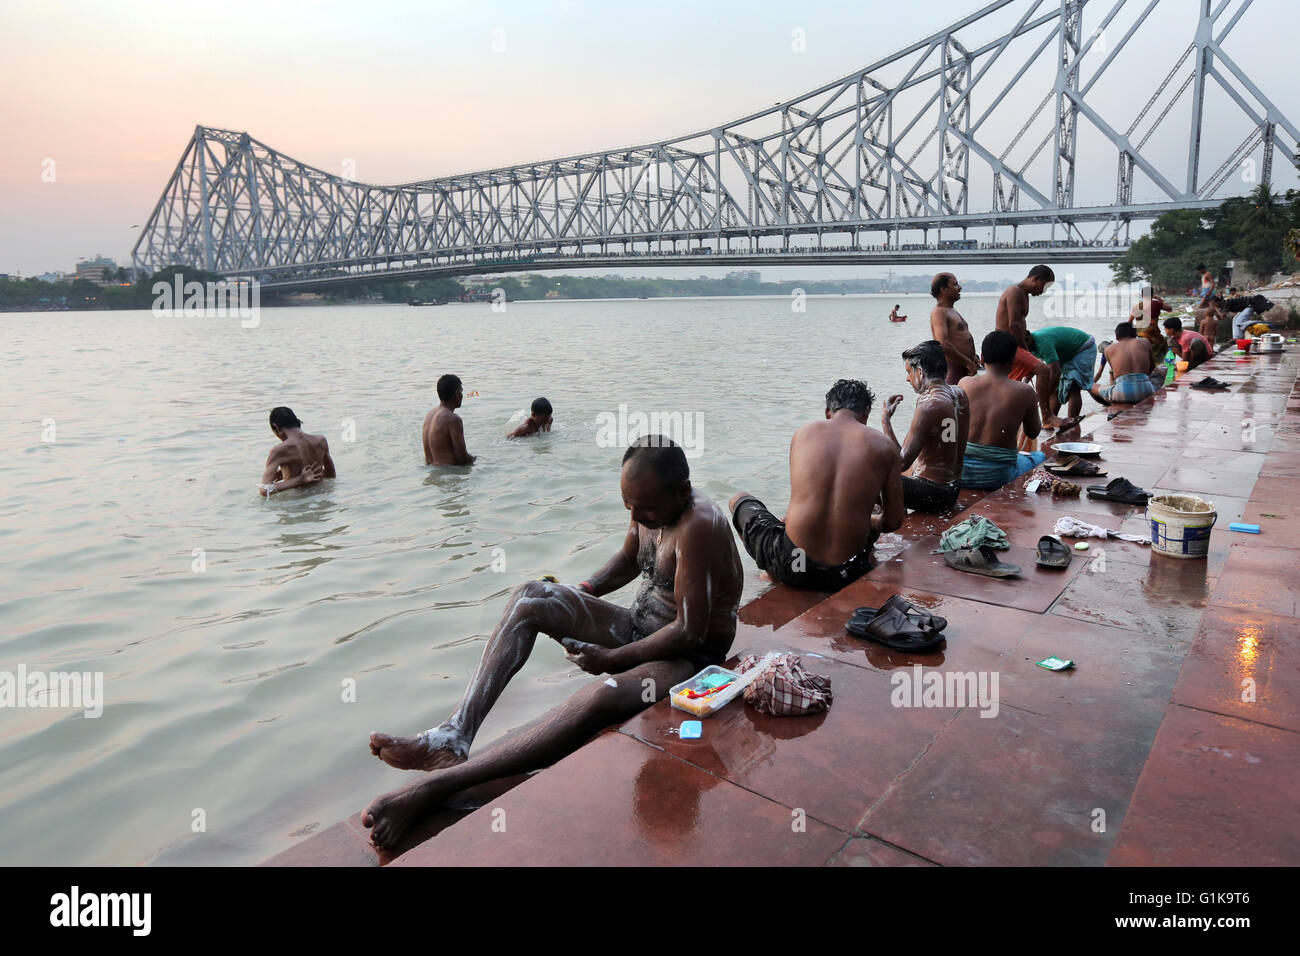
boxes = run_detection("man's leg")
[363,657,697,849]
[370,581,636,771]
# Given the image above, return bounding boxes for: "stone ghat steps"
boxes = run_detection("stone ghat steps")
[266,347,1300,866]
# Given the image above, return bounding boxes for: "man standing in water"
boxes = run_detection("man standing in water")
[882,341,970,513]
[363,438,743,849]
[258,406,335,495]
[958,331,1046,489]
[929,273,980,384]
[423,373,475,465]
[995,265,1058,425]
[888,304,907,322]
[729,379,904,591]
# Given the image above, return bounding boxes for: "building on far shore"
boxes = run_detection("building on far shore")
[726,269,761,282]
[73,255,117,285]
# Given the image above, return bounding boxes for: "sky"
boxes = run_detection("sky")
[1,0,1295,282]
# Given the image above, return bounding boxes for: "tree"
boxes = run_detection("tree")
[1236,183,1289,279]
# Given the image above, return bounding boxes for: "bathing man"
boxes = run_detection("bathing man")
[363,437,743,849]
[258,406,335,496]
[423,373,476,465]
[506,397,554,438]
[882,341,970,513]
[929,273,980,384]
[995,265,1058,425]
[729,379,904,591]
[1090,322,1156,406]
[958,331,1046,489]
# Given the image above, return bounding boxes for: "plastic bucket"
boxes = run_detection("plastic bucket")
[1147,494,1217,559]
[1236,338,1253,352]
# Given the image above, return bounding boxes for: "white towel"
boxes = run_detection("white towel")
[1053,515,1149,544]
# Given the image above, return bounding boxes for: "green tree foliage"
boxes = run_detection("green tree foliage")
[1113,187,1300,287]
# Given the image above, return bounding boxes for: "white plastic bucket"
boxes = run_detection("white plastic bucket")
[1147,494,1217,559]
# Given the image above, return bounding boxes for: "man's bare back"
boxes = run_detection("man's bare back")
[1104,336,1154,380]
[900,384,969,484]
[958,371,1041,449]
[259,407,335,495]
[786,414,902,566]
[423,407,473,465]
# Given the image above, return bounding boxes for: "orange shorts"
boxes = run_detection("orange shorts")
[1009,347,1043,381]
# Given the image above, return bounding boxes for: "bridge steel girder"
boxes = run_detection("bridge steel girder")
[132,0,1298,286]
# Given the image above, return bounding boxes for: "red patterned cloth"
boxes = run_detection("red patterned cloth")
[737,653,833,716]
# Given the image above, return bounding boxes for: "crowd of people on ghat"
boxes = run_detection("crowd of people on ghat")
[247,261,1272,848]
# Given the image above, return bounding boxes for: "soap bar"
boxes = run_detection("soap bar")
[680,720,702,739]
[1229,523,1261,534]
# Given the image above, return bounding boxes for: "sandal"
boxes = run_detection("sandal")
[943,545,1021,578]
[1035,535,1072,569]
[1044,454,1106,477]
[844,603,947,653]
[851,594,947,634]
[1086,476,1149,505]
[1191,377,1231,390]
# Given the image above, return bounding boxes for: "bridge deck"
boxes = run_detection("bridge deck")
[265,343,1300,867]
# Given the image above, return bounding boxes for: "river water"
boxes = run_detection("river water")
[0,290,1138,864]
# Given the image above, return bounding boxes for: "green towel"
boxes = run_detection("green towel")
[940,514,1010,552]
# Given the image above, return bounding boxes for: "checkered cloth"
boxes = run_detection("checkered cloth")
[737,653,832,716]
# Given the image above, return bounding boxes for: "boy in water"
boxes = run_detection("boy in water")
[506,397,554,438]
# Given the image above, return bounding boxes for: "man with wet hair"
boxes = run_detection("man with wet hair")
[729,378,903,590]
[1091,322,1156,406]
[506,397,554,438]
[258,406,335,496]
[883,341,970,513]
[995,264,1057,423]
[423,373,475,465]
[363,436,743,850]
[929,273,980,383]
[958,331,1046,489]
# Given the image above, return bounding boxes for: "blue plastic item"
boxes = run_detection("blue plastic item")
[680,720,702,739]
[1229,523,1261,534]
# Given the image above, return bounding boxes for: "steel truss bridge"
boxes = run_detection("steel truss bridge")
[133,0,1298,291]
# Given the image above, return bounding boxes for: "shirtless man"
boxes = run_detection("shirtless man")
[1196,296,1222,344]
[729,379,903,591]
[882,340,970,513]
[957,331,1045,489]
[257,406,335,496]
[1090,322,1156,406]
[363,437,743,849]
[506,397,553,439]
[423,373,475,465]
[929,273,980,384]
[995,264,1057,424]
[889,304,907,321]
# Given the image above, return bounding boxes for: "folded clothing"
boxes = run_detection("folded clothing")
[940,513,1010,552]
[736,653,832,716]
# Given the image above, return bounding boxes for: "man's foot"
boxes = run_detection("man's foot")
[361,778,453,850]
[370,725,469,771]
[1042,414,1067,428]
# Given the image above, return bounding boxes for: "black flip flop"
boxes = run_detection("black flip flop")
[851,595,948,634]
[1191,377,1231,390]
[943,545,1021,578]
[1086,477,1149,505]
[1035,535,1072,569]
[845,604,947,653]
